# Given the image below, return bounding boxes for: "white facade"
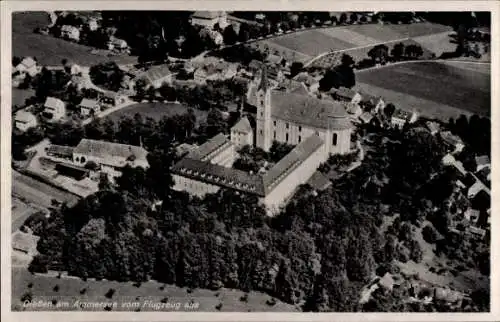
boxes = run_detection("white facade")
[14,111,38,132]
[172,174,220,197]
[263,142,328,214]
[87,18,99,31]
[15,57,39,77]
[43,97,66,121]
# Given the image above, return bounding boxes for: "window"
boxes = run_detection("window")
[261,112,264,117]
[260,130,263,135]
[274,131,276,139]
[273,120,276,126]
[261,99,264,106]
[286,133,289,142]
[299,126,302,132]
[80,156,86,163]
[315,131,319,136]
[286,123,289,129]
[332,133,338,146]
[298,135,302,143]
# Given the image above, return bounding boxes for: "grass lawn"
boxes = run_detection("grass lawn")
[356,61,490,119]
[348,24,407,42]
[105,102,208,124]
[269,29,355,57]
[12,268,297,312]
[12,12,137,66]
[386,22,453,38]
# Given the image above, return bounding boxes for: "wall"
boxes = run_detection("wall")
[263,143,328,214]
[231,131,253,148]
[172,174,220,197]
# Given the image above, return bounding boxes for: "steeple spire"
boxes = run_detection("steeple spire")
[258,64,269,91]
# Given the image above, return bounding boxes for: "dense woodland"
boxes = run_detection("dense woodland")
[23,110,490,311]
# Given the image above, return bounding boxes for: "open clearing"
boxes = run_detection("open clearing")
[356,61,490,119]
[12,268,297,312]
[12,12,137,66]
[105,102,208,124]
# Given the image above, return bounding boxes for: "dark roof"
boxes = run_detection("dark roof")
[475,155,490,166]
[263,135,324,190]
[187,133,232,161]
[307,171,331,191]
[171,157,265,196]
[333,87,359,100]
[270,90,352,130]
[46,144,74,158]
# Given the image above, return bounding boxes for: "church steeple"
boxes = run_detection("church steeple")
[258,64,270,91]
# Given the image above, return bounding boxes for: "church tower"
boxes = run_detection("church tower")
[255,65,272,152]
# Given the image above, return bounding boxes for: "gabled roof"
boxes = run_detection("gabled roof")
[15,110,37,123]
[47,144,74,158]
[171,157,265,196]
[334,87,360,100]
[20,57,36,69]
[231,117,252,134]
[266,54,283,65]
[78,98,99,109]
[359,112,374,123]
[475,155,490,167]
[192,11,224,19]
[293,72,318,86]
[44,97,65,109]
[263,135,324,190]
[74,139,148,164]
[290,82,310,96]
[187,133,232,161]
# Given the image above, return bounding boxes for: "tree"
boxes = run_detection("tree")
[13,56,22,67]
[290,62,303,77]
[422,225,438,244]
[238,23,250,42]
[391,43,405,60]
[134,79,148,100]
[368,44,389,64]
[384,103,396,117]
[350,13,359,24]
[339,13,348,24]
[223,25,238,45]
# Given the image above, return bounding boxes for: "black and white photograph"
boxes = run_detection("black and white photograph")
[1,1,497,320]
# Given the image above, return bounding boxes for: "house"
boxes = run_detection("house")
[100,91,126,107]
[78,98,100,117]
[107,37,129,52]
[142,65,174,89]
[69,63,82,75]
[61,25,80,41]
[378,273,394,291]
[42,97,66,121]
[14,57,39,77]
[467,226,486,239]
[14,110,38,132]
[266,65,285,83]
[467,180,489,199]
[73,139,149,178]
[87,17,99,31]
[346,103,363,118]
[194,63,238,84]
[230,116,254,149]
[248,60,264,74]
[359,112,374,124]
[391,109,418,129]
[175,143,197,158]
[475,155,490,172]
[46,144,75,160]
[191,11,227,29]
[442,153,467,176]
[332,87,363,105]
[434,288,464,304]
[464,208,480,223]
[440,131,465,153]
[426,121,441,135]
[293,72,320,93]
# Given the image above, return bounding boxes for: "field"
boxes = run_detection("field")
[12,268,297,312]
[105,102,208,124]
[11,198,41,233]
[355,61,490,120]
[12,88,36,110]
[249,22,454,64]
[12,12,137,66]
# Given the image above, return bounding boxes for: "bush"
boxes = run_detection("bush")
[422,225,438,244]
[105,288,115,299]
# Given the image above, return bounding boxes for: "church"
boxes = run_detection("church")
[246,66,353,155]
[171,66,354,214]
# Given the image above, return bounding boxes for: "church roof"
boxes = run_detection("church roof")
[270,90,351,130]
[231,117,253,134]
[263,135,325,190]
[290,82,310,96]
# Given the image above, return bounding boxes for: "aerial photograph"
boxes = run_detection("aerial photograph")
[10,10,491,312]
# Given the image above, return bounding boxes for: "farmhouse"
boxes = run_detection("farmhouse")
[42,97,66,121]
[61,25,80,41]
[191,11,228,29]
[293,72,320,93]
[73,139,149,178]
[100,91,126,107]
[14,110,38,132]
[230,116,253,149]
[14,57,39,77]
[391,109,418,129]
[142,65,174,88]
[78,98,100,116]
[440,131,465,153]
[464,207,480,224]
[46,144,74,160]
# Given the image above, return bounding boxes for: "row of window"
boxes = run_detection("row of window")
[273,120,301,132]
[260,127,338,146]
